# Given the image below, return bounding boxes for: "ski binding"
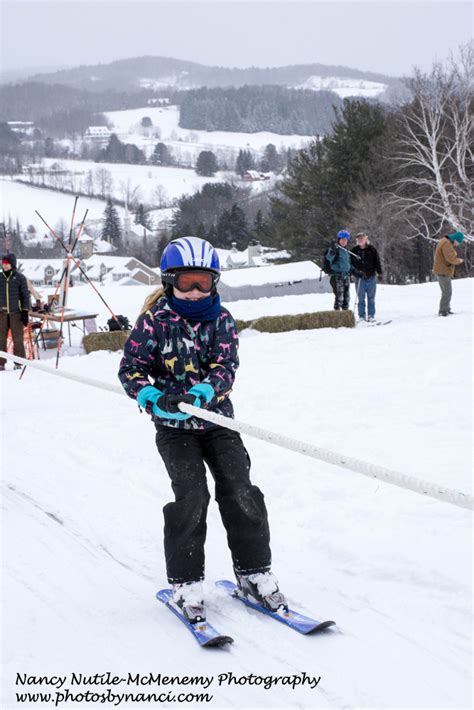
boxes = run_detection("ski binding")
[156,589,234,647]
[216,580,335,634]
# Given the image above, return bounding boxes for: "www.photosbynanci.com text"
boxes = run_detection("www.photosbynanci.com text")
[15,671,322,705]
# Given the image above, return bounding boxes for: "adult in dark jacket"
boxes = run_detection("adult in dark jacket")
[351,233,383,321]
[0,253,31,370]
[325,230,356,310]
[118,236,287,625]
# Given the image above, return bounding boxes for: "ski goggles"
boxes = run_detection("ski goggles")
[161,269,220,293]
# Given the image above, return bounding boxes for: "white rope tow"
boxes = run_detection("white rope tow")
[2,351,472,512]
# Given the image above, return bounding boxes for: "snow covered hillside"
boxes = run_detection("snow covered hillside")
[1,280,472,709]
[105,105,313,153]
[0,179,127,237]
[40,158,227,204]
[296,76,387,98]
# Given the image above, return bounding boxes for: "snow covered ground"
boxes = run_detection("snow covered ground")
[1,164,272,236]
[105,105,314,153]
[37,158,230,205]
[296,75,387,98]
[1,279,472,709]
[0,179,127,237]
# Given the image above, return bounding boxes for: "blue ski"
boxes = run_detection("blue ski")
[216,580,335,634]
[156,589,233,647]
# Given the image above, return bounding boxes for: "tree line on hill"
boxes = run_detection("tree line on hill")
[179,85,343,135]
[0,82,156,123]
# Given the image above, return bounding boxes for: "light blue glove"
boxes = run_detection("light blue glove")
[187,383,215,407]
[137,385,192,420]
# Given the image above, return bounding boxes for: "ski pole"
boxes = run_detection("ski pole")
[337,244,361,259]
[35,209,122,324]
[1,350,472,512]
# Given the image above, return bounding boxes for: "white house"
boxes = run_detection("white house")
[83,126,112,146]
[8,121,35,136]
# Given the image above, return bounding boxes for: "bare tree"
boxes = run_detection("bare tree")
[391,43,473,241]
[348,192,431,283]
[119,178,142,210]
[94,167,114,199]
[153,184,169,208]
[84,169,95,196]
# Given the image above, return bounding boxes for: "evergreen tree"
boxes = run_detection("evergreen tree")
[0,122,20,153]
[235,149,255,176]
[253,209,273,242]
[260,143,280,173]
[270,99,391,260]
[134,203,153,230]
[44,136,56,158]
[100,133,125,162]
[150,142,173,166]
[216,203,249,249]
[101,198,122,247]
[179,86,342,136]
[124,143,145,164]
[196,150,219,177]
[172,182,239,238]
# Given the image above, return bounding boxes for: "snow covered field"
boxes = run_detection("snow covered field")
[105,105,313,153]
[296,75,387,98]
[1,163,270,235]
[1,279,472,709]
[0,179,127,237]
[39,158,229,205]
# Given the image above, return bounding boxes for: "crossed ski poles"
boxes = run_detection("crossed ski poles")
[20,198,123,375]
[19,211,86,377]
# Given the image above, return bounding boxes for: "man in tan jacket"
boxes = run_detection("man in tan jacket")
[432,232,465,316]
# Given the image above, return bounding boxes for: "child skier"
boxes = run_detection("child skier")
[324,230,357,310]
[118,237,287,624]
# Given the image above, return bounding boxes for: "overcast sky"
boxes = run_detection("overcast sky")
[1,1,471,78]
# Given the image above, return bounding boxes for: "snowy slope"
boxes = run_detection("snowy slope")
[1,280,472,709]
[296,76,387,98]
[39,158,226,204]
[105,105,313,151]
[0,179,127,237]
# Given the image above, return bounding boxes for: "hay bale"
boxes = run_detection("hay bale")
[238,310,355,333]
[82,331,130,354]
[235,318,252,332]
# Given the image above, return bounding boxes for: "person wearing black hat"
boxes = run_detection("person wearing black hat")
[0,253,31,370]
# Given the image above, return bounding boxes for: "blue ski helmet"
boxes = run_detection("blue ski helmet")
[337,230,351,241]
[160,237,220,273]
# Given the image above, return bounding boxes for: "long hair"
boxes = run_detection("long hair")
[140,286,165,315]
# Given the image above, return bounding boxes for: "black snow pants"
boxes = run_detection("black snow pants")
[329,274,351,310]
[155,425,271,584]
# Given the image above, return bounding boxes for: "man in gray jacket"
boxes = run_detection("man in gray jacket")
[0,253,31,370]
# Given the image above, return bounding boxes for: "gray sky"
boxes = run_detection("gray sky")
[1,1,472,77]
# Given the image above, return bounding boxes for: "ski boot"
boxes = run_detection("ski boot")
[235,571,288,612]
[171,581,206,624]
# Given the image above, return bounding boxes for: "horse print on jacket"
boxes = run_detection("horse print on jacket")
[118,297,239,430]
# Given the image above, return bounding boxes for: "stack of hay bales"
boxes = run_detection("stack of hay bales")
[82,311,354,353]
[82,330,130,354]
[236,310,355,333]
